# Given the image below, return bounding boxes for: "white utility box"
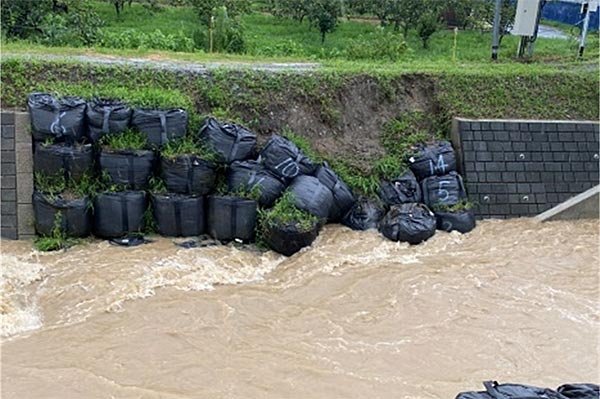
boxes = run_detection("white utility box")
[512,0,541,36]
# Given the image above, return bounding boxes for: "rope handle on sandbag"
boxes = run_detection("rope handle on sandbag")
[127,154,135,188]
[61,153,72,182]
[185,156,194,194]
[227,128,243,163]
[50,111,67,138]
[159,111,168,145]
[101,106,113,134]
[229,199,237,241]
[120,195,129,233]
[174,200,182,237]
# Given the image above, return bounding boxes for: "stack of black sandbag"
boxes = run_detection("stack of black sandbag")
[259,135,316,180]
[32,191,92,238]
[94,191,147,238]
[99,148,155,190]
[151,193,205,237]
[34,142,94,182]
[199,118,256,164]
[161,154,216,195]
[28,93,86,143]
[207,195,258,242]
[227,160,286,207]
[132,108,188,147]
[288,175,334,220]
[455,381,599,399]
[315,162,356,222]
[342,197,386,231]
[86,98,132,143]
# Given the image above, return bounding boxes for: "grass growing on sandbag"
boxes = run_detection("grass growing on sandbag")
[431,199,475,213]
[161,136,218,162]
[34,171,98,201]
[259,191,318,232]
[282,129,323,164]
[33,213,80,252]
[100,128,148,151]
[216,182,262,202]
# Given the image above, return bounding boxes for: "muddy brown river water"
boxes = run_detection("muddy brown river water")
[1,219,598,398]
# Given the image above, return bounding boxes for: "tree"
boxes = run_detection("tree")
[416,9,442,48]
[472,0,516,43]
[269,0,312,23]
[110,0,126,15]
[307,0,341,43]
[188,0,250,26]
[1,0,54,38]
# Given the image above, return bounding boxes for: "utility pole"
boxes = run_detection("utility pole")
[579,1,592,57]
[491,0,502,60]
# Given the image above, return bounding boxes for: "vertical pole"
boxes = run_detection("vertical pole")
[526,0,544,57]
[579,1,592,57]
[491,0,502,60]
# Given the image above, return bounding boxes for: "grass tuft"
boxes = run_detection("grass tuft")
[101,129,148,151]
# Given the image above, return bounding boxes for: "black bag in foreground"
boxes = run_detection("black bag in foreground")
[199,117,257,164]
[435,209,476,234]
[151,193,205,237]
[86,98,132,142]
[93,191,147,238]
[455,381,569,399]
[207,195,258,242]
[557,384,599,399]
[288,175,334,220]
[421,171,466,208]
[379,169,421,206]
[34,143,94,182]
[131,108,187,147]
[379,203,436,245]
[341,197,385,231]
[263,221,320,256]
[100,149,155,190]
[32,191,91,237]
[227,160,286,207]
[408,140,457,181]
[314,162,355,222]
[161,155,216,195]
[28,93,86,143]
[259,135,316,180]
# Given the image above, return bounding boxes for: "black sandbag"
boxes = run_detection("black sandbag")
[100,149,155,190]
[161,155,216,195]
[288,175,334,220]
[32,191,91,238]
[314,162,355,222]
[109,236,150,247]
[93,191,147,238]
[455,381,568,399]
[379,203,436,245]
[263,222,319,256]
[379,169,422,206]
[151,193,205,237]
[34,142,94,182]
[131,108,187,147]
[421,171,466,208]
[199,117,257,164]
[435,209,476,233]
[341,197,385,231]
[28,93,86,143]
[259,135,316,180]
[227,160,286,207]
[557,384,599,399]
[86,98,132,142]
[408,141,456,180]
[207,195,257,242]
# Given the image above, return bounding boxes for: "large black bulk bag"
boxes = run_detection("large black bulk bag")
[557,384,599,399]
[314,162,355,222]
[32,191,91,237]
[86,98,132,142]
[34,143,94,182]
[199,118,257,164]
[288,175,333,220]
[161,155,216,195]
[207,195,257,242]
[342,197,385,231]
[379,169,421,206]
[28,93,86,143]
[263,222,319,256]
[408,141,456,180]
[151,193,205,237]
[93,191,147,238]
[259,135,316,180]
[435,209,476,234]
[379,203,436,245]
[455,381,568,399]
[421,171,466,208]
[100,149,155,190]
[131,108,187,147]
[227,160,286,207]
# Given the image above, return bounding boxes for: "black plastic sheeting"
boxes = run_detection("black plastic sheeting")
[455,381,571,399]
[379,203,436,245]
[557,384,599,399]
[100,149,155,190]
[34,143,94,181]
[227,160,286,207]
[32,191,91,237]
[151,193,205,237]
[86,98,132,142]
[288,175,334,220]
[259,135,316,180]
[207,195,257,242]
[314,162,355,222]
[131,108,187,146]
[93,191,147,238]
[263,222,319,256]
[435,210,476,234]
[421,171,466,208]
[28,93,86,143]
[379,169,421,206]
[199,118,257,164]
[161,155,216,195]
[408,141,457,181]
[342,197,385,231]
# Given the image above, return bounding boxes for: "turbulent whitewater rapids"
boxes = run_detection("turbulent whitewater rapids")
[1,219,598,398]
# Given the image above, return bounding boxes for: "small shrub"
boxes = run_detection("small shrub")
[99,29,194,52]
[101,129,148,151]
[373,155,408,180]
[33,213,80,252]
[194,6,247,54]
